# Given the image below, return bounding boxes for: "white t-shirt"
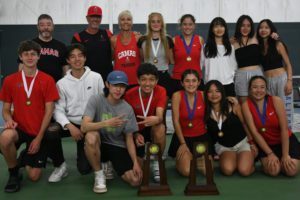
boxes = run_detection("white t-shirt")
[201,44,237,85]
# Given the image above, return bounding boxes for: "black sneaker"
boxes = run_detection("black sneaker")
[4,173,22,193]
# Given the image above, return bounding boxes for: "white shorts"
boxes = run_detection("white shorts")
[215,137,251,155]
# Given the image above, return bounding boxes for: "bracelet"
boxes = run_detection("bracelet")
[247,139,255,144]
[267,151,273,156]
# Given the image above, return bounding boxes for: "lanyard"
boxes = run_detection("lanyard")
[184,91,197,121]
[139,87,154,117]
[151,38,161,58]
[211,110,223,130]
[180,34,194,56]
[252,97,267,127]
[22,70,38,99]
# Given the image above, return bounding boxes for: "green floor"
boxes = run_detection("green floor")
[1,134,300,200]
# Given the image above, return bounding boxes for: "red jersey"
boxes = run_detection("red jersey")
[172,35,202,80]
[179,90,206,137]
[114,32,140,85]
[125,85,166,131]
[0,70,60,136]
[248,95,292,145]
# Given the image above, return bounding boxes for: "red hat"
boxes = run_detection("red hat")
[87,5,102,17]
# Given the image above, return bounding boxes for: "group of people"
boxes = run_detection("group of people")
[0,5,299,195]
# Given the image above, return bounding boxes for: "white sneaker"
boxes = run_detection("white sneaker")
[48,162,68,183]
[102,161,114,180]
[94,170,107,193]
[152,160,160,183]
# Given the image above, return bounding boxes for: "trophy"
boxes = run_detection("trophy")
[184,142,219,195]
[138,143,172,196]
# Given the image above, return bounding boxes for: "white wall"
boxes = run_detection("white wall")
[0,0,299,25]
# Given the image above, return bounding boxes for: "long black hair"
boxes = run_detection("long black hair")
[204,80,229,122]
[204,17,232,58]
[257,19,288,64]
[234,15,255,46]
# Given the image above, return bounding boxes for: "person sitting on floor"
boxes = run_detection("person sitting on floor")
[0,40,59,192]
[81,71,142,193]
[124,63,166,183]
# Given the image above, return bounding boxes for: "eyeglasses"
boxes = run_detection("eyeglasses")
[38,23,53,28]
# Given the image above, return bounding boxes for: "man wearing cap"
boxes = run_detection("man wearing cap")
[81,70,142,193]
[19,14,68,83]
[71,5,113,81]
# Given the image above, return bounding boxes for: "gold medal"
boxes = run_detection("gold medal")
[153,58,158,63]
[218,131,224,137]
[186,56,192,62]
[26,99,31,106]
[261,127,266,132]
[188,122,193,128]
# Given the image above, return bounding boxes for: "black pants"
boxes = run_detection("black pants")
[45,123,92,175]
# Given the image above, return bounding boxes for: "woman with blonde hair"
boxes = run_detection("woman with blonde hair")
[138,12,174,99]
[110,10,141,88]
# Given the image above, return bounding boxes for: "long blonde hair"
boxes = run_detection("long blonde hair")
[145,12,170,62]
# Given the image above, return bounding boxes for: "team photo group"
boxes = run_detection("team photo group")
[0,5,300,194]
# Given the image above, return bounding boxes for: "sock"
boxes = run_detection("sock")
[8,166,19,176]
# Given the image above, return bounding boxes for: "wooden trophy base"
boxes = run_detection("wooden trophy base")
[138,185,172,196]
[184,184,219,196]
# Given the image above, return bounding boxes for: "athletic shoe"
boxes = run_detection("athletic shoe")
[94,170,107,193]
[48,162,68,183]
[4,173,22,193]
[102,161,114,180]
[152,160,160,183]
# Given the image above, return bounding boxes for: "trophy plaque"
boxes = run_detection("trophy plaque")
[138,143,172,196]
[184,142,219,195]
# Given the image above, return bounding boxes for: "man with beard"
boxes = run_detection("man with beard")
[19,14,68,82]
[71,5,113,81]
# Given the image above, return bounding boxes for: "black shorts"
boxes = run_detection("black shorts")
[171,78,205,96]
[168,132,213,158]
[15,129,47,168]
[157,71,175,98]
[258,134,300,160]
[136,127,152,158]
[223,83,236,97]
[101,143,133,176]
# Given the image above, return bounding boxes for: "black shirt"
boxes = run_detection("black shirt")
[18,37,67,82]
[71,29,113,81]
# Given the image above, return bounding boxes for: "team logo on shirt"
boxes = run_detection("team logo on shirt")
[87,86,92,90]
[136,103,141,108]
[269,112,274,116]
[40,48,59,57]
[118,50,136,59]
[197,106,202,109]
[17,83,23,87]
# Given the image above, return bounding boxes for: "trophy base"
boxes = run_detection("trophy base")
[138,185,172,196]
[184,184,219,196]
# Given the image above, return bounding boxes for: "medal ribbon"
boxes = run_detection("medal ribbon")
[139,87,154,117]
[22,70,38,99]
[151,38,161,59]
[251,97,267,128]
[184,91,197,122]
[211,110,223,130]
[180,34,194,56]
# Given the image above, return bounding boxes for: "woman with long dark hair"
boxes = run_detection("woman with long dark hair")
[204,80,256,176]
[168,69,213,176]
[231,15,264,103]
[201,17,237,97]
[242,76,300,176]
[257,19,294,129]
[172,14,205,92]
